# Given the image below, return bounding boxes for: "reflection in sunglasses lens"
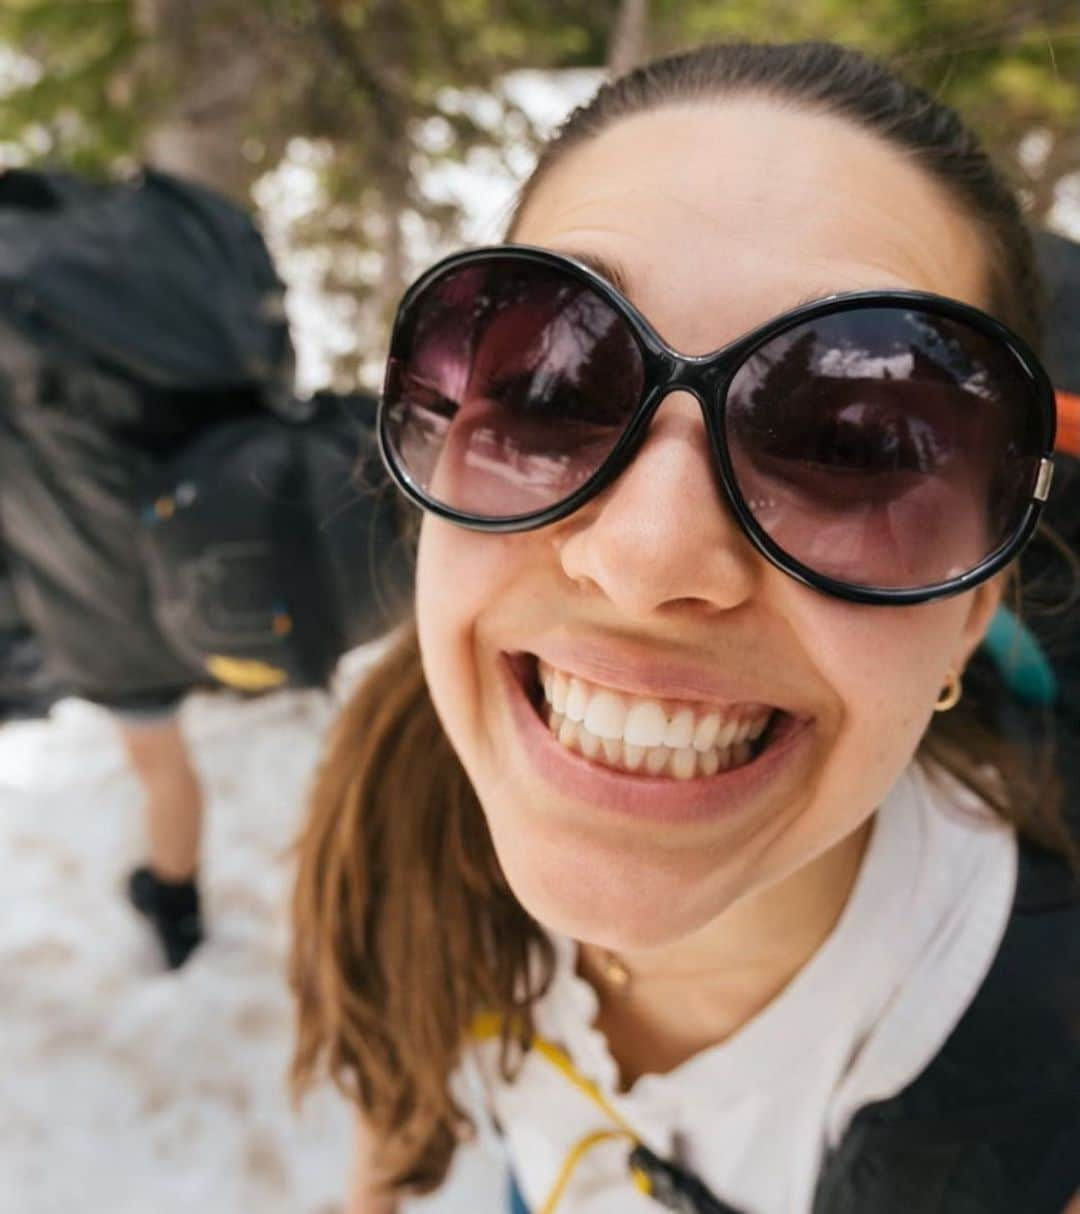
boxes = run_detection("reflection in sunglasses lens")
[385,260,644,517]
[725,307,1042,590]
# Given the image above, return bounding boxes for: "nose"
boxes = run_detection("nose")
[555,392,761,620]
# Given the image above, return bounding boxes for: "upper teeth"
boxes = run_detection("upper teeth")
[538,660,771,752]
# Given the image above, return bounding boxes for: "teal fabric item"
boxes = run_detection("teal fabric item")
[982,607,1058,706]
[508,1173,530,1214]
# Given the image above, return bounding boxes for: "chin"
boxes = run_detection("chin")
[486,814,740,952]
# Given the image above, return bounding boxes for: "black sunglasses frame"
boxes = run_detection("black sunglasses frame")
[378,243,1058,606]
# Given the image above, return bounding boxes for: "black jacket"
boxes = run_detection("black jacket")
[812,837,1079,1214]
[507,836,1078,1214]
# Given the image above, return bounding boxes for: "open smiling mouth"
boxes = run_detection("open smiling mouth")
[507,652,795,782]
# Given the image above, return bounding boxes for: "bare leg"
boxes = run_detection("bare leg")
[117,716,203,881]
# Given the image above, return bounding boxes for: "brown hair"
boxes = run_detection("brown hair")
[289,39,1078,1199]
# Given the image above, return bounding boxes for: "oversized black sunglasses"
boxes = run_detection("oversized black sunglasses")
[378,245,1057,605]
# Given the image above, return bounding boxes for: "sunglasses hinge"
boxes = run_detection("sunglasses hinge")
[1034,457,1054,502]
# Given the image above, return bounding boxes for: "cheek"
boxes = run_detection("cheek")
[415,518,529,764]
[806,597,969,791]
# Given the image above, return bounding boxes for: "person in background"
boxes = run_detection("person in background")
[0,383,208,969]
[2,206,409,972]
[0,168,285,971]
[289,40,1079,1214]
[116,710,204,968]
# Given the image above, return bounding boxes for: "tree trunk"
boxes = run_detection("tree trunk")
[134,0,262,203]
[315,0,412,318]
[608,0,649,76]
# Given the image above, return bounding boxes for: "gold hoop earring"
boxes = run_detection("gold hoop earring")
[934,669,963,713]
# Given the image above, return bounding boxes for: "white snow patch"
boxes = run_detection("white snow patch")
[0,668,503,1212]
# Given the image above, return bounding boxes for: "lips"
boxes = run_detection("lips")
[519,636,795,710]
[498,649,812,827]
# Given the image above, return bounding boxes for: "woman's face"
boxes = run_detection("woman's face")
[415,100,1003,950]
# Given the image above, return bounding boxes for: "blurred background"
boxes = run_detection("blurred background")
[3,0,1079,389]
[0,4,1079,1214]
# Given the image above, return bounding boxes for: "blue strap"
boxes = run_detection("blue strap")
[981,607,1058,706]
[508,1172,531,1214]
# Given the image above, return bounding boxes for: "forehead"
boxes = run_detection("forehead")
[514,100,989,352]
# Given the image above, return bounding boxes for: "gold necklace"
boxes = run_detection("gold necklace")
[595,948,770,995]
[599,948,633,992]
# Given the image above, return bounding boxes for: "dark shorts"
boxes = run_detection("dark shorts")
[88,687,187,726]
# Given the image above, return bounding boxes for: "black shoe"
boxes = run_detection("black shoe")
[127,866,205,970]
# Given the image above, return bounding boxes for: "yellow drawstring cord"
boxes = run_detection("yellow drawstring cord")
[471,1013,656,1212]
[536,1128,633,1214]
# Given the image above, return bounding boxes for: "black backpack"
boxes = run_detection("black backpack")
[0,166,296,430]
[136,393,412,693]
[0,167,409,710]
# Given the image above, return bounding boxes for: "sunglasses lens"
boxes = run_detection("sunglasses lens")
[725,306,1045,590]
[383,257,644,518]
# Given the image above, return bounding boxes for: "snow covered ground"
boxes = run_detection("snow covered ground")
[0,667,502,1214]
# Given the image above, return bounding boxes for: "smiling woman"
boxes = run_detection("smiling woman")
[289,40,1079,1214]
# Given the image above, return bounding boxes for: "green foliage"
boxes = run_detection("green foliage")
[1,1,1078,384]
[0,0,141,174]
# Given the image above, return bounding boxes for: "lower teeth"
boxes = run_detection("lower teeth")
[544,706,758,779]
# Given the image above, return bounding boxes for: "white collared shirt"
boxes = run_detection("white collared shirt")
[410,763,1017,1214]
